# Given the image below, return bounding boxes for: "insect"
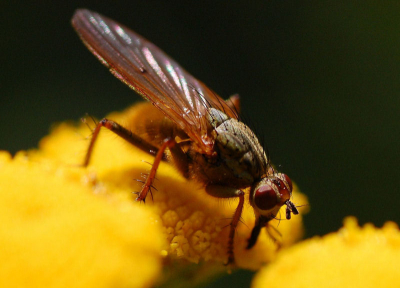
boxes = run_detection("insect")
[72,9,298,264]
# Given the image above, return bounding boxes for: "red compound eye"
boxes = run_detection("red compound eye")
[282,174,293,192]
[254,183,278,211]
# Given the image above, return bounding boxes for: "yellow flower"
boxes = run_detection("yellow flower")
[0,150,164,288]
[252,217,400,288]
[0,103,308,287]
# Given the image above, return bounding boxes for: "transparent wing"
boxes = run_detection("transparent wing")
[72,9,238,155]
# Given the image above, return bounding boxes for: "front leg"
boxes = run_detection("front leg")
[205,185,245,265]
[83,118,159,167]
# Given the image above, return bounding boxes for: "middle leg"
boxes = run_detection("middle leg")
[205,185,245,265]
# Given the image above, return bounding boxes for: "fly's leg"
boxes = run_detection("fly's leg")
[247,216,281,249]
[227,191,245,265]
[83,118,160,166]
[135,138,176,202]
[205,185,245,265]
[266,225,282,249]
[84,118,186,203]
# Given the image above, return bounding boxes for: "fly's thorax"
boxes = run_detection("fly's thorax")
[249,173,293,219]
[206,108,267,184]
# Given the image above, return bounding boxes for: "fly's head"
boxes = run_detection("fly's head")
[247,173,299,249]
[250,173,297,219]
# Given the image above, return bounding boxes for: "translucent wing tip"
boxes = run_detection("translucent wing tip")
[72,8,91,21]
[71,9,100,31]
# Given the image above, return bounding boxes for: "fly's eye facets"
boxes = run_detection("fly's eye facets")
[254,184,278,211]
[282,174,293,192]
[272,179,281,188]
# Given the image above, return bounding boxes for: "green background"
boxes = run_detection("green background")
[2,1,399,287]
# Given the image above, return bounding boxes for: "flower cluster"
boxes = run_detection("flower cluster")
[0,104,308,287]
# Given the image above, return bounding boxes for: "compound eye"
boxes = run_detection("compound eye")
[282,174,293,192]
[254,183,279,211]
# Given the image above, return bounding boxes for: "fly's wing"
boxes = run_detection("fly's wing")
[72,9,238,155]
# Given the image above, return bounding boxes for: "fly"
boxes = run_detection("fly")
[71,9,299,264]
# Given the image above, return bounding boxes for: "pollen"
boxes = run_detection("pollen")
[162,210,180,227]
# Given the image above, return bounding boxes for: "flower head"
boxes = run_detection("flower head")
[0,103,308,287]
[252,217,400,288]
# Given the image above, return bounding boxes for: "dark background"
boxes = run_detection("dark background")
[2,1,399,287]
